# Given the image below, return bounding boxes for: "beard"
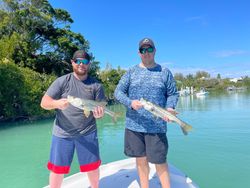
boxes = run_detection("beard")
[143,59,152,65]
[73,65,88,77]
[142,57,154,66]
[141,53,155,65]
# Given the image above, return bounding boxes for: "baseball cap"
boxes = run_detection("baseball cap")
[72,50,90,61]
[139,38,155,49]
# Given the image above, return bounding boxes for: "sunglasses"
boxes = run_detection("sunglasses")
[139,47,155,54]
[74,59,90,65]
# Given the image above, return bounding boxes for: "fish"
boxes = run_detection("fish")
[67,95,120,123]
[139,98,192,135]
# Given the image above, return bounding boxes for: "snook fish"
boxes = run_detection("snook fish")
[140,98,192,135]
[67,95,119,123]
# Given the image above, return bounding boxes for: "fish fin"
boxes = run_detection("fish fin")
[180,127,188,135]
[84,110,91,117]
[99,101,107,106]
[111,112,122,123]
[180,123,193,135]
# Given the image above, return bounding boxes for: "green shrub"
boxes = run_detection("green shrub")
[0,59,25,119]
[0,59,56,121]
[19,67,56,117]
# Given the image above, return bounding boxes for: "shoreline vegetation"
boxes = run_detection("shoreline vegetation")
[1,0,250,123]
[1,62,249,123]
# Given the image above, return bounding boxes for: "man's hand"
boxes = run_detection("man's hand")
[167,108,178,116]
[54,98,69,110]
[41,95,69,110]
[163,108,178,122]
[93,106,104,119]
[131,100,143,110]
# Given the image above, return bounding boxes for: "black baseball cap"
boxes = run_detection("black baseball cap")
[72,50,90,61]
[139,38,155,49]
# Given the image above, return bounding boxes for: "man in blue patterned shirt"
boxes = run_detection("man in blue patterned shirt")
[114,38,179,188]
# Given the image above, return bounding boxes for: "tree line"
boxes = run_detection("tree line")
[174,71,250,91]
[0,0,125,121]
[0,0,249,121]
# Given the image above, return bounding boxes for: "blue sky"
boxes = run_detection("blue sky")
[49,0,250,78]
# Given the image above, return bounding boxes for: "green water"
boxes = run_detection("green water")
[0,91,250,188]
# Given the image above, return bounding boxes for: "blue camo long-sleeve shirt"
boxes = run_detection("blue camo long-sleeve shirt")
[114,64,179,133]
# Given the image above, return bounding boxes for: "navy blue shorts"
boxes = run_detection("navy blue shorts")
[47,130,101,174]
[124,128,168,164]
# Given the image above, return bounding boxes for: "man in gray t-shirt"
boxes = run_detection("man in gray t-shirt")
[41,50,105,188]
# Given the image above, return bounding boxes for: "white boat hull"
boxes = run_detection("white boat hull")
[196,92,209,97]
[44,158,199,188]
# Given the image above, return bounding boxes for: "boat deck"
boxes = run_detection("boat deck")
[44,158,199,188]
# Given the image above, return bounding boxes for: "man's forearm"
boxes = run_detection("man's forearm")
[40,95,57,110]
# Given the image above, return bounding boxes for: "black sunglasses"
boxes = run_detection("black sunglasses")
[74,59,90,65]
[139,47,155,54]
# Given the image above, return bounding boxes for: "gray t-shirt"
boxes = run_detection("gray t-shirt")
[46,73,106,138]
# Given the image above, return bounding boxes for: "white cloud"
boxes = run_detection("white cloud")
[111,60,250,79]
[160,61,174,66]
[164,62,250,78]
[212,50,250,58]
[170,67,207,75]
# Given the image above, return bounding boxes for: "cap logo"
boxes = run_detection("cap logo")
[143,39,149,43]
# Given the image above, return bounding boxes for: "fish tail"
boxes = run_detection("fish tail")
[112,115,117,123]
[180,122,193,135]
[105,109,121,123]
[111,112,122,123]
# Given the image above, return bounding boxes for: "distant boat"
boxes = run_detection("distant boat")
[227,86,236,91]
[179,89,190,97]
[227,86,246,91]
[179,86,194,97]
[196,88,209,97]
[44,158,199,188]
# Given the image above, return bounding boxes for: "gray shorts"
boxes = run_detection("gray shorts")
[124,128,168,164]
